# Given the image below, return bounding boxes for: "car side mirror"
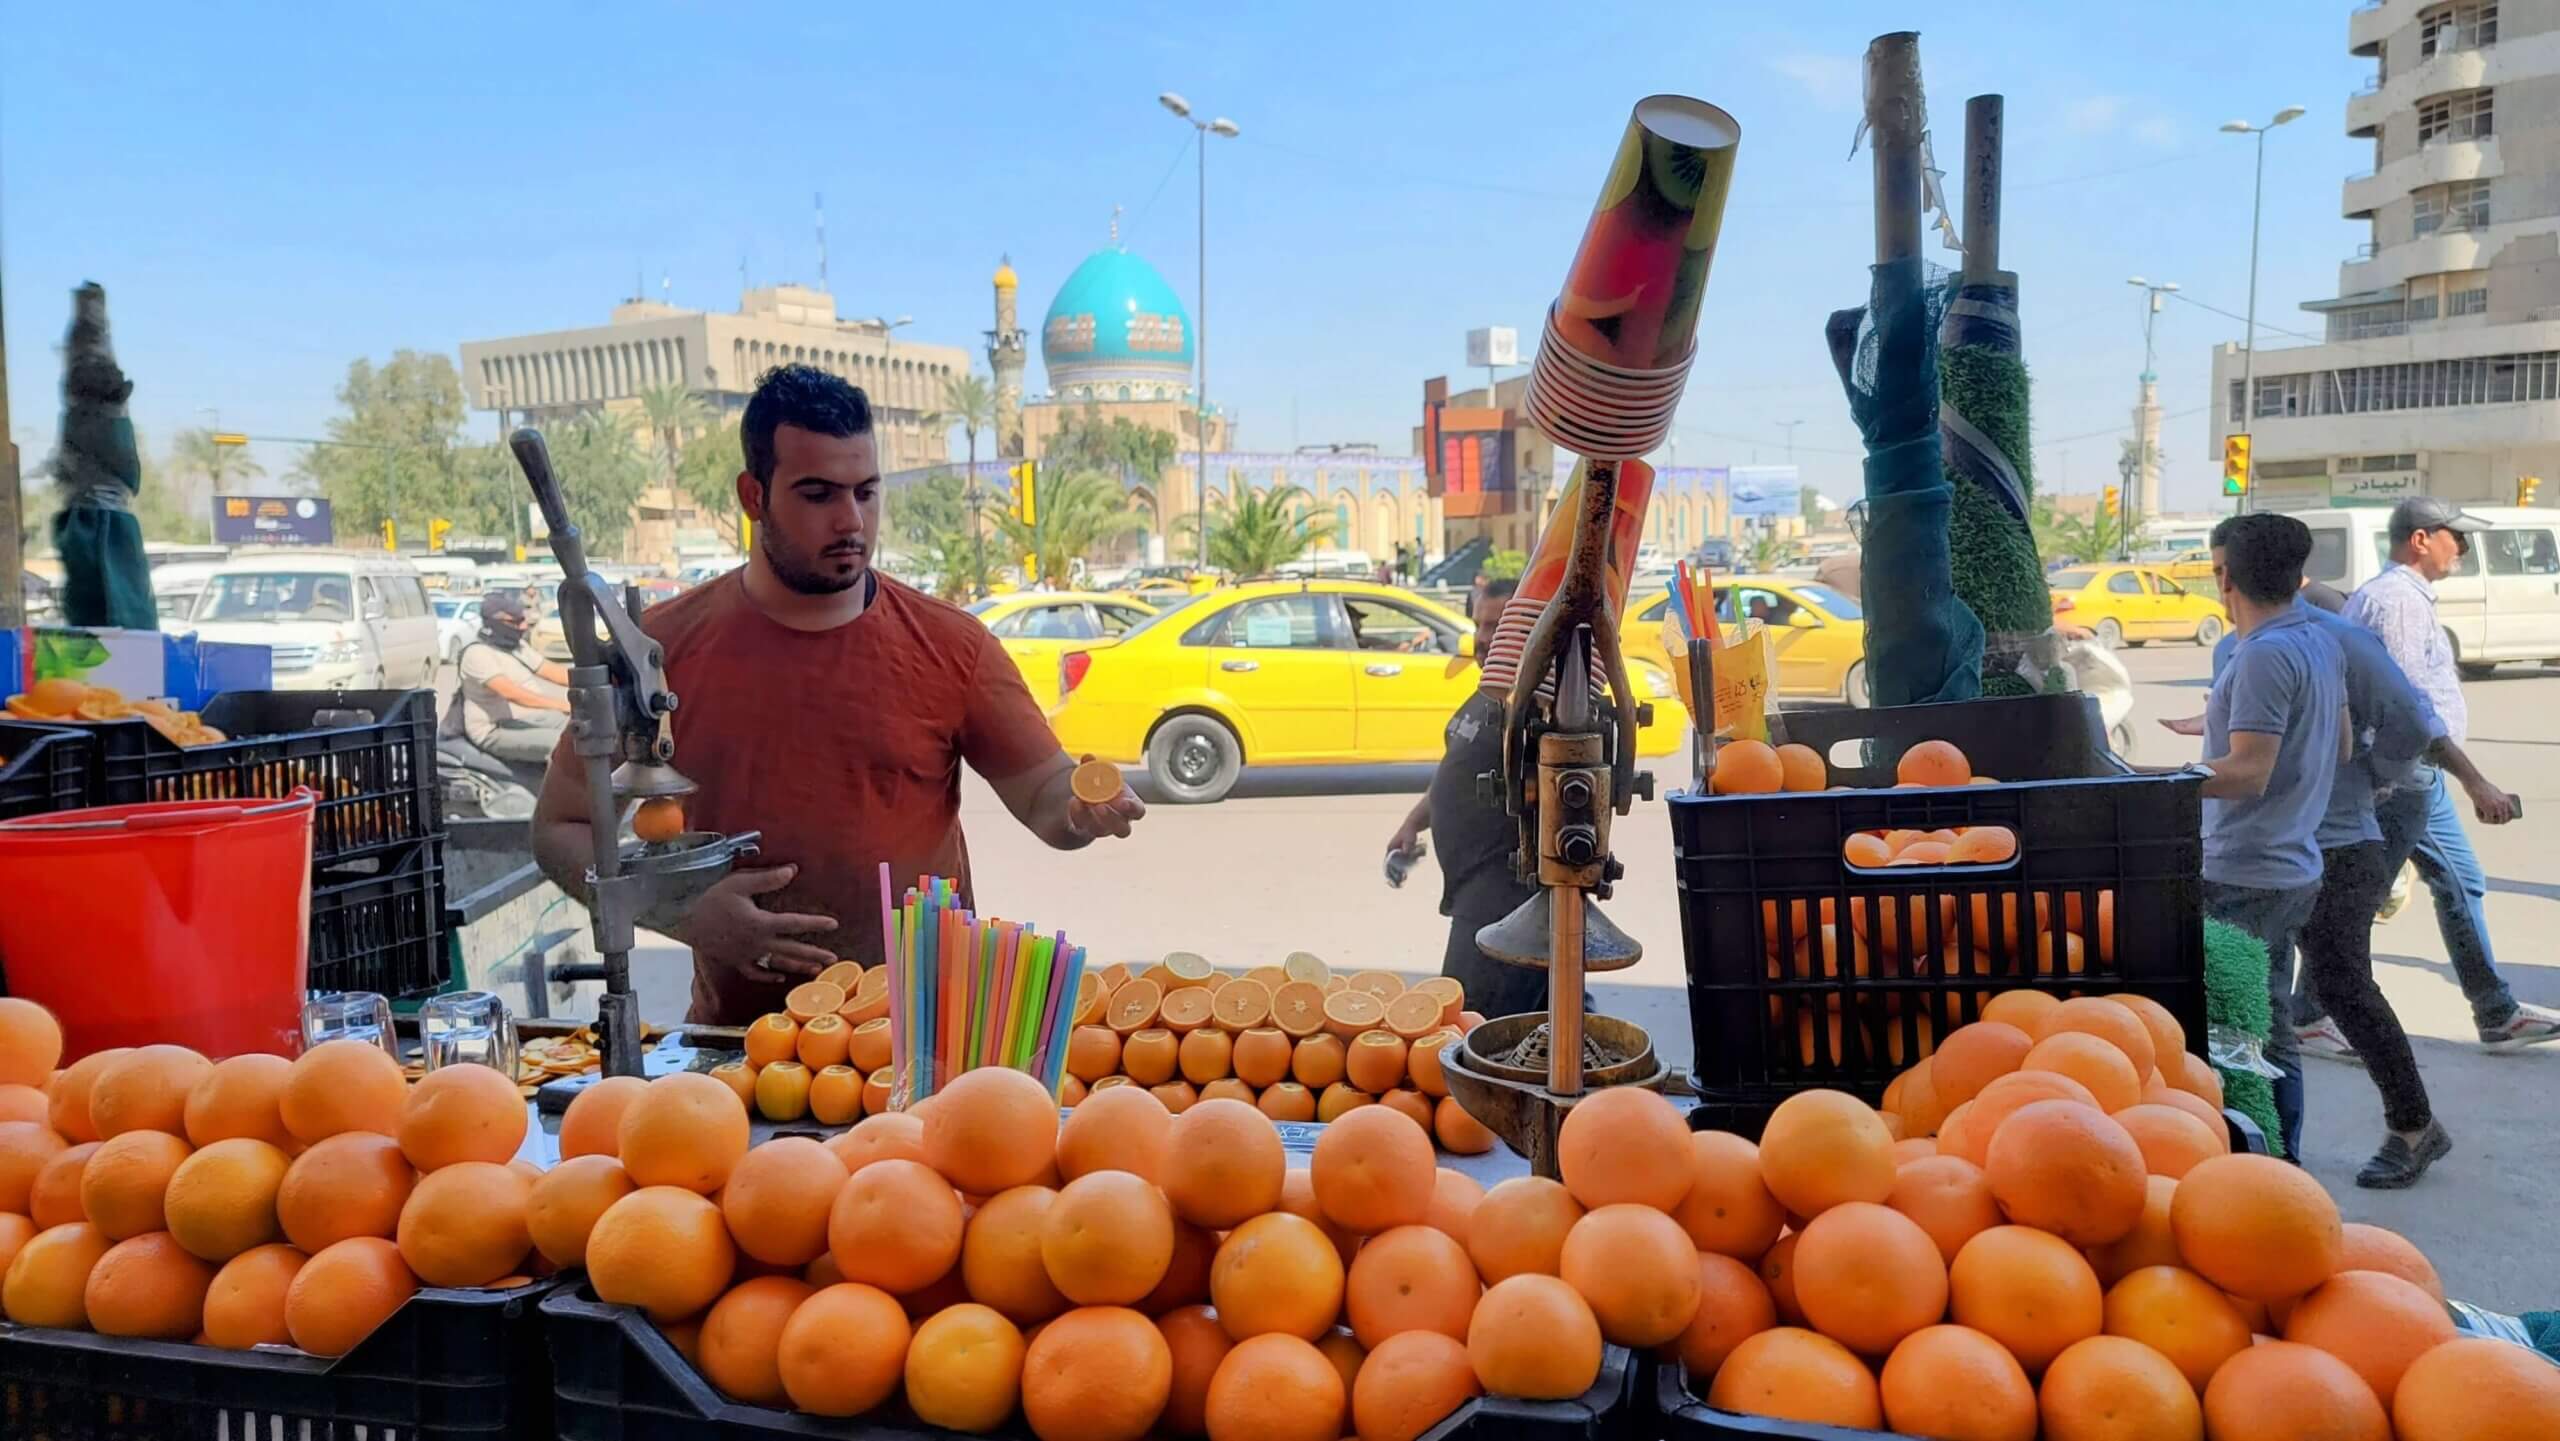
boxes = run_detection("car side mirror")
[1458,633,1477,658]
[363,600,386,622]
[1787,610,1818,628]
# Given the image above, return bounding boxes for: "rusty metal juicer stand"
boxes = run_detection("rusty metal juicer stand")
[510,428,759,1077]
[1439,95,1738,1175]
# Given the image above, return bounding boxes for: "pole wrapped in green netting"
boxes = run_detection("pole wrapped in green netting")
[50,283,153,630]
[1940,96,2057,698]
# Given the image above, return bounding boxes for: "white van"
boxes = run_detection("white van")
[184,551,441,690]
[2295,505,2560,674]
[149,562,225,635]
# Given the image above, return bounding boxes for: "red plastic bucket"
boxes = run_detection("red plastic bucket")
[0,790,316,1059]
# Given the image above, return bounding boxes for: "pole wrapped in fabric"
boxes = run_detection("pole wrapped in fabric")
[50,283,154,630]
[1940,273,2056,696]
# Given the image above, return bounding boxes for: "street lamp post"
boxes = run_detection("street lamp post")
[1160,92,1239,569]
[2125,275,2178,549]
[2220,105,2306,515]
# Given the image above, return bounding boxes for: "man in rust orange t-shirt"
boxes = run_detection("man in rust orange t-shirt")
[532,365,1144,1025]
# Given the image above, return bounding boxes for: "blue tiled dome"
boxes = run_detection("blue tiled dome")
[1040,248,1193,395]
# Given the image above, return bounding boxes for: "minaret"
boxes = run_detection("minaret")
[988,255,1027,459]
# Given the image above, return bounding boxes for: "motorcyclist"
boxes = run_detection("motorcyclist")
[446,590,572,766]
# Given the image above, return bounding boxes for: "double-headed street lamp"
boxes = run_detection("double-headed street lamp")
[2220,106,2306,514]
[1159,91,1239,568]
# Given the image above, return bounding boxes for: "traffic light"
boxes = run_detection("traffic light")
[2518,475,2542,507]
[2222,435,2252,496]
[2103,486,2121,519]
[1007,460,1038,523]
[380,519,397,551]
[428,518,453,552]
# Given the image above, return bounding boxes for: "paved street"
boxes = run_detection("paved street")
[944,643,2560,1312]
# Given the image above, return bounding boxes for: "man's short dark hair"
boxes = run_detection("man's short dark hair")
[741,364,872,488]
[2211,512,2314,605]
[1480,577,1519,603]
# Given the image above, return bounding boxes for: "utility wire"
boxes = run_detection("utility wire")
[2165,289,2325,344]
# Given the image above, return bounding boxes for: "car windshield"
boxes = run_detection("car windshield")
[2046,569,2096,590]
[194,572,356,623]
[433,598,472,619]
[1791,583,1861,619]
[1116,591,1218,639]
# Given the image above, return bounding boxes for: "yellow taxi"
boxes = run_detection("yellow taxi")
[2044,564,2226,648]
[965,591,1158,711]
[1625,574,1872,707]
[1049,580,1689,803]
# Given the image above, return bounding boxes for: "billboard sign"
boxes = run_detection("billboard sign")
[1727,465,1803,519]
[213,495,334,546]
[1465,326,1519,368]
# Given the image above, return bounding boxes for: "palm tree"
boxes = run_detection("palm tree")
[676,419,746,537]
[1204,485,1336,578]
[636,382,710,487]
[935,373,998,598]
[169,427,266,490]
[996,467,1143,586]
[546,411,651,558]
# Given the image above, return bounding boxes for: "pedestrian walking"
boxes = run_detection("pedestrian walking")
[2341,498,2558,1052]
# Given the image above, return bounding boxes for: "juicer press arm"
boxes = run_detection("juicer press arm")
[510,427,680,773]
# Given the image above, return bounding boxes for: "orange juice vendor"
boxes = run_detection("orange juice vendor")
[532,365,1144,1025]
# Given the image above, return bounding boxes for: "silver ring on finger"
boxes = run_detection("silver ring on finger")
[755,954,776,973]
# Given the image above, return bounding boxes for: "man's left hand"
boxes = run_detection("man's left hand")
[2465,777,2522,826]
[1069,784,1147,840]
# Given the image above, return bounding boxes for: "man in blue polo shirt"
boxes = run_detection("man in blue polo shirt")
[2195,512,2349,1161]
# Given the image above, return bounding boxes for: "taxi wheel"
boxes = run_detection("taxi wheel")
[2195,613,2226,646]
[1843,662,1871,709]
[1146,714,1242,804]
[2093,617,2124,650]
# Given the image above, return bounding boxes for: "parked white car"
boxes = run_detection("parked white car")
[184,551,441,691]
[432,593,484,661]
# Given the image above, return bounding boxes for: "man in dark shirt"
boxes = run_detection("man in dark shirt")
[1384,578,1551,1019]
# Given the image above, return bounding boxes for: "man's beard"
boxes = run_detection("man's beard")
[763,529,867,596]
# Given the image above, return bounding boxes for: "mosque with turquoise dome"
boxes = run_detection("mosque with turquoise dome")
[886,230,1439,570]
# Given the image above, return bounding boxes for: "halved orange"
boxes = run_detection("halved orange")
[784,981,846,1024]
[1107,978,1164,1034]
[1206,973,1234,995]
[1140,963,1178,991]
[1070,755,1123,804]
[1384,991,1444,1040]
[1348,970,1407,1002]
[1162,954,1216,990]
[1089,1074,1134,1093]
[1212,980,1273,1033]
[1158,987,1215,1034]
[816,961,864,993]
[841,969,889,1025]
[1098,962,1134,993]
[1323,975,1350,996]
[1322,989,1386,1039]
[1071,975,1106,1027]
[1245,966,1291,993]
[1283,952,1331,986]
[1270,982,1328,1038]
[1412,977,1466,1028]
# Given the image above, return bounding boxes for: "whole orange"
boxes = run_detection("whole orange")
[163,1136,291,1261]
[1465,1176,1583,1284]
[616,1072,751,1195]
[1705,1326,1884,1429]
[777,1282,912,1417]
[1158,1098,1285,1230]
[202,1242,305,1349]
[395,1160,531,1288]
[586,1186,735,1322]
[1756,1089,1896,1218]
[526,1154,634,1268]
[924,1065,1059,1196]
[2169,1153,2342,1302]
[1949,1224,2103,1373]
[1670,1131,1785,1261]
[1885,1154,2002,1264]
[698,1274,814,1405]
[84,1231,215,1339]
[2281,1268,2457,1408]
[1022,1305,1173,1441]
[1879,1324,2037,1441]
[828,1157,964,1295]
[1466,1273,1603,1401]
[1558,1203,1702,1348]
[2393,1336,2560,1441]
[1982,1100,2147,1245]
[278,1041,407,1145]
[1666,1251,1777,1377]
[1312,1105,1435,1235]
[90,1045,213,1139]
[1205,1333,1347,1441]
[284,1236,417,1356]
[1345,1224,1480,1348]
[906,1302,1027,1432]
[1791,1201,1947,1357]
[1212,1212,1347,1343]
[2103,1264,2253,1393]
[183,1053,295,1150]
[397,1062,529,1172]
[720,1136,849,1268]
[2201,1340,2387,1441]
[1158,1302,1235,1436]
[555,1075,646,1160]
[1352,1330,1480,1441]
[964,1184,1071,1324]
[277,1131,414,1252]
[1042,1169,1175,1307]
[1055,1084,1172,1183]
[2038,1334,2203,1441]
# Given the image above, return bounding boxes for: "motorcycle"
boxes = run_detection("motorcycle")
[438,737,545,819]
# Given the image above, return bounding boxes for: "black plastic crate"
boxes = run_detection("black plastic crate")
[1671,693,2206,1136]
[0,1278,558,1440]
[0,720,91,821]
[83,688,442,873]
[546,1285,1641,1441]
[312,833,451,999]
[1656,1356,1910,1441]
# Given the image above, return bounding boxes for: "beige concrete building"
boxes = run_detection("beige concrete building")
[2210,0,2560,509]
[458,285,972,478]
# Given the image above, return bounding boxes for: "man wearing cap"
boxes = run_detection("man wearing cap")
[446,590,573,764]
[2341,498,2558,1052]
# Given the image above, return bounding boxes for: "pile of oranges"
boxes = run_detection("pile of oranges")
[714,963,893,1125]
[1709,733,1991,797]
[1671,986,2560,1441]
[1059,954,1495,1154]
[553,1062,1636,1440]
[0,997,545,1356]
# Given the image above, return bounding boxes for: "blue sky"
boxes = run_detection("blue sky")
[4,1,2363,514]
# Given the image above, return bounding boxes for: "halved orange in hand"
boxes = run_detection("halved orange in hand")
[1070,755,1122,805]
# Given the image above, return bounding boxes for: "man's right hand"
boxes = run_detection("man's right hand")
[2464,776,2522,826]
[1387,819,1423,857]
[670,865,840,981]
[2159,714,2206,738]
